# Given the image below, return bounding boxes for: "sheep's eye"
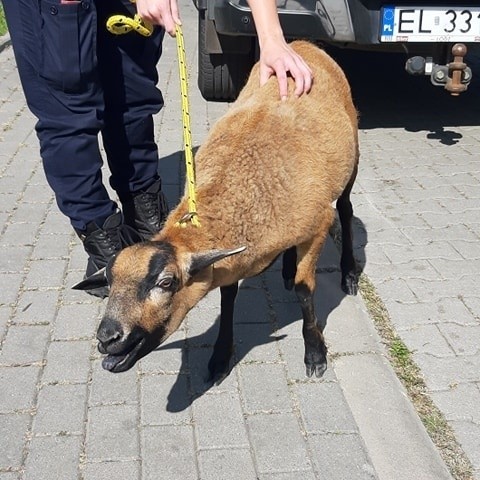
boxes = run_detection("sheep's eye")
[156,276,174,290]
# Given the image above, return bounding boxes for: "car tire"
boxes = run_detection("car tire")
[198,11,255,102]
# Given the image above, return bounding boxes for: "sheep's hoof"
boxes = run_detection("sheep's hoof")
[306,362,327,378]
[304,350,327,378]
[341,272,358,296]
[206,355,232,386]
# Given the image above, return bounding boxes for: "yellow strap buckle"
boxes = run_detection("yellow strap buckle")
[106,13,153,37]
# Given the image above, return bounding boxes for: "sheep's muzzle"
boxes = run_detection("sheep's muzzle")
[97,318,151,373]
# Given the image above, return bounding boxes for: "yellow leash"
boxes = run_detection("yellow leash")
[106,7,200,228]
[174,24,200,227]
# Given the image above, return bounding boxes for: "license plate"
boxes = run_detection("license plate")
[380,6,480,42]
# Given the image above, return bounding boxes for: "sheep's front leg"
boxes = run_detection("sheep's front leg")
[296,282,327,378]
[295,208,334,378]
[207,282,238,384]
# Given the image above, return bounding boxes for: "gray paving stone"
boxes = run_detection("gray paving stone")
[296,381,358,434]
[437,323,480,356]
[235,323,281,363]
[52,302,99,340]
[0,192,19,214]
[23,258,67,289]
[0,413,30,468]
[183,304,220,347]
[381,241,463,264]
[239,363,292,414]
[452,239,480,259]
[142,425,197,480]
[265,271,298,305]
[86,404,139,461]
[373,278,417,304]
[271,301,303,338]
[10,201,47,225]
[138,328,187,374]
[0,245,30,273]
[0,273,23,305]
[247,413,311,474]
[39,209,72,235]
[401,224,478,246]
[192,391,249,449]
[0,324,49,365]
[0,222,38,246]
[90,359,139,406]
[235,286,273,324]
[14,289,59,325]
[259,471,317,480]
[308,433,377,480]
[42,340,91,384]
[141,373,192,425]
[31,233,71,259]
[81,460,140,480]
[21,185,53,205]
[430,258,480,281]
[399,324,455,357]
[430,383,480,423]
[387,298,475,330]
[24,434,81,480]
[33,383,87,434]
[197,448,257,480]
[0,366,40,413]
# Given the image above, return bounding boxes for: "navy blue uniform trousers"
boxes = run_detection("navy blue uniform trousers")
[2,0,165,230]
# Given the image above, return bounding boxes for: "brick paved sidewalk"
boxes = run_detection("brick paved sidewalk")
[0,2,458,479]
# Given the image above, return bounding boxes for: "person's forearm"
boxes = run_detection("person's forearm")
[246,0,284,47]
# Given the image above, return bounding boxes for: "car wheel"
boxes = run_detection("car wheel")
[198,11,255,102]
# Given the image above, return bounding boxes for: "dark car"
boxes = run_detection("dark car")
[194,0,477,101]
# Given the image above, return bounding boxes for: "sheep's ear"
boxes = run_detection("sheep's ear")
[188,246,246,277]
[72,267,108,291]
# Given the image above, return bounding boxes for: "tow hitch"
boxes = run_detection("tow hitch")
[405,43,471,96]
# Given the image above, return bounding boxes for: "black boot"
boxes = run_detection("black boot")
[122,180,169,240]
[76,211,142,298]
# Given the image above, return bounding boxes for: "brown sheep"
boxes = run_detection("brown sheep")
[74,40,359,382]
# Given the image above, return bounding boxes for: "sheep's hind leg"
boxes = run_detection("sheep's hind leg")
[282,247,297,290]
[336,164,358,296]
[295,208,334,378]
[207,282,238,384]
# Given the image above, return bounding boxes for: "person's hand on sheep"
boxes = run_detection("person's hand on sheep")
[135,0,181,37]
[247,0,313,100]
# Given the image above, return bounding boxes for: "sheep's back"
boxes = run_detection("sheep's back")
[174,41,358,267]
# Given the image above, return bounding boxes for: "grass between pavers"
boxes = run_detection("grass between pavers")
[358,273,474,480]
[0,4,7,38]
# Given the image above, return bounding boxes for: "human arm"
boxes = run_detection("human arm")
[135,0,181,37]
[247,0,313,99]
